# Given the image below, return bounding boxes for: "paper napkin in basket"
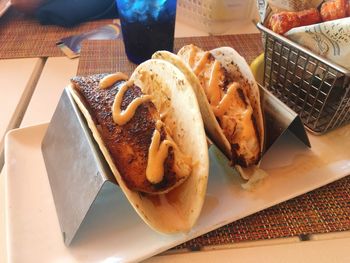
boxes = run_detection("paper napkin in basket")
[285,17,350,70]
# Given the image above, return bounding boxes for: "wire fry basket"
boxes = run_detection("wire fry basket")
[257,23,350,134]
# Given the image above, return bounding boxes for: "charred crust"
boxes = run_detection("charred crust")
[237,88,249,107]
[207,52,215,62]
[251,114,261,161]
[230,143,240,166]
[231,143,247,167]
[222,68,234,91]
[71,74,177,193]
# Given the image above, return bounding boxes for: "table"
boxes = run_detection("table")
[0,58,43,168]
[0,15,349,263]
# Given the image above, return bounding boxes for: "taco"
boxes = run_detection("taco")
[153,45,264,180]
[68,59,208,233]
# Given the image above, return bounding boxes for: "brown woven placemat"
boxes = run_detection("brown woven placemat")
[176,176,350,249]
[0,8,114,59]
[77,35,263,76]
[76,36,350,248]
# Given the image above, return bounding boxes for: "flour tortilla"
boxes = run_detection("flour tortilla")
[210,47,265,155]
[68,59,209,234]
[152,51,231,158]
[153,47,265,178]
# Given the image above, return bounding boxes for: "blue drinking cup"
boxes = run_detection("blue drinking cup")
[116,0,177,64]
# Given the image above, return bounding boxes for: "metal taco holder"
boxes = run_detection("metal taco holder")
[41,85,310,246]
[41,88,117,246]
[257,23,350,135]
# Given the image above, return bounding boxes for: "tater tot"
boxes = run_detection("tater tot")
[320,0,347,22]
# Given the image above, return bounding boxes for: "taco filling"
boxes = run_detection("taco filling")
[68,59,208,234]
[70,73,192,194]
[178,45,261,167]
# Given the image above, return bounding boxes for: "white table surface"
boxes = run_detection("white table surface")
[1,17,350,263]
[21,57,79,128]
[0,58,44,168]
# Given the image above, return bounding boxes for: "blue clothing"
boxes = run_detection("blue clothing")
[36,0,118,27]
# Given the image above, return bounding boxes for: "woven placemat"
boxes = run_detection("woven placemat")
[176,176,350,249]
[76,36,350,248]
[0,8,114,59]
[77,35,263,76]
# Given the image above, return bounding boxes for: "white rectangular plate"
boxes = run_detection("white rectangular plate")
[5,123,350,262]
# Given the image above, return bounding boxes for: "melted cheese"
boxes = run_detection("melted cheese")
[214,83,258,160]
[188,45,196,68]
[207,60,222,106]
[186,46,260,166]
[193,51,210,75]
[146,120,173,184]
[112,80,152,125]
[213,82,239,117]
[213,82,255,143]
[99,72,128,89]
[239,107,255,143]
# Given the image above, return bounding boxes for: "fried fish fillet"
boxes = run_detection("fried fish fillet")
[70,74,191,194]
